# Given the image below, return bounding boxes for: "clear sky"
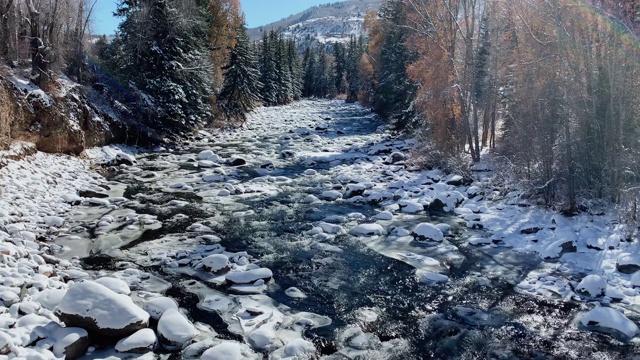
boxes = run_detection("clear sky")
[93,0,346,36]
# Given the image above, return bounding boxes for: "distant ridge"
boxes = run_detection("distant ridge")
[247,0,383,47]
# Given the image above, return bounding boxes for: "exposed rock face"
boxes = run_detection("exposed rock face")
[0,75,160,156]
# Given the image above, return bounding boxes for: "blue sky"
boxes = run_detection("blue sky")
[93,0,345,35]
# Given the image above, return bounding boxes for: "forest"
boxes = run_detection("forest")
[0,0,638,212]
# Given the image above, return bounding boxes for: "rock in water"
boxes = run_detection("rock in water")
[115,328,157,353]
[576,275,606,297]
[55,281,149,338]
[144,296,178,320]
[157,309,198,350]
[580,307,639,339]
[201,341,258,360]
[412,223,444,242]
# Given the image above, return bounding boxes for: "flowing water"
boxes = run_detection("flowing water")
[61,100,638,359]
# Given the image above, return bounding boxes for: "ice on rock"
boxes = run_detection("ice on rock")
[351,223,386,237]
[157,308,198,350]
[581,307,639,338]
[95,277,131,295]
[318,222,345,235]
[248,325,279,350]
[576,275,606,297]
[202,254,230,273]
[419,272,449,284]
[285,287,308,299]
[412,223,444,243]
[201,341,258,360]
[55,281,149,338]
[115,328,157,353]
[282,338,316,358]
[144,296,179,320]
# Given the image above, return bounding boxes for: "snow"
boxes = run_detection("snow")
[580,306,639,338]
[225,268,273,284]
[201,341,258,360]
[144,297,179,320]
[202,254,230,272]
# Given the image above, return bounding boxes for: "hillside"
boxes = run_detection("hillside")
[248,0,382,46]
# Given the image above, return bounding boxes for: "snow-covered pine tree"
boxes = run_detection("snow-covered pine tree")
[274,32,292,104]
[259,31,279,106]
[116,0,212,136]
[287,39,303,100]
[302,46,317,97]
[217,24,262,124]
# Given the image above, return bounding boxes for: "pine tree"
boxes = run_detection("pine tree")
[333,42,347,94]
[217,24,262,123]
[116,0,211,135]
[302,46,317,97]
[259,31,279,105]
[287,39,303,100]
[274,33,292,104]
[346,35,364,103]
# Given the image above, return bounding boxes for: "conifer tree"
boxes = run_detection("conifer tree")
[259,31,279,105]
[217,24,262,123]
[287,39,303,100]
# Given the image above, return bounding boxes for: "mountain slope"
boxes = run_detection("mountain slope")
[248,0,382,45]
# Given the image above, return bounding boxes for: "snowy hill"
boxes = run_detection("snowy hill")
[248,0,382,47]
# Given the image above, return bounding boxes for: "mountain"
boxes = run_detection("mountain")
[247,0,383,47]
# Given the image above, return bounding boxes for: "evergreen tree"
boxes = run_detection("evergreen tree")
[333,42,347,94]
[116,0,211,135]
[217,24,262,123]
[259,31,279,105]
[274,32,292,104]
[287,39,303,100]
[346,35,364,103]
[302,46,317,97]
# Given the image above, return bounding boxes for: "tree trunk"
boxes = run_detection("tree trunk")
[26,0,49,89]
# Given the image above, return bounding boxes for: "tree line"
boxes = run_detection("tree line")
[348,0,640,214]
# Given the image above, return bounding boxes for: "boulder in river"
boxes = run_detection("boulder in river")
[157,309,198,350]
[115,328,157,353]
[55,281,149,338]
[412,223,444,243]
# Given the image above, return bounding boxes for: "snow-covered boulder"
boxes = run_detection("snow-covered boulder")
[617,253,640,274]
[225,268,273,284]
[631,272,640,288]
[373,211,393,221]
[51,327,90,360]
[419,272,449,284]
[319,190,342,201]
[538,238,576,259]
[55,281,149,338]
[144,297,179,320]
[201,341,258,360]
[344,184,366,198]
[115,328,157,353]
[157,309,198,350]
[198,150,220,162]
[412,223,444,243]
[398,200,423,214]
[384,152,406,164]
[0,331,12,355]
[575,275,606,297]
[202,254,230,273]
[350,223,386,237]
[228,156,247,166]
[580,307,639,338]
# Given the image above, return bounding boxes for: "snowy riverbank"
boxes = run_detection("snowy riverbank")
[0,100,638,359]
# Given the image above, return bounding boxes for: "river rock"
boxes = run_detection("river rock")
[157,309,198,350]
[95,277,131,295]
[225,268,273,284]
[115,328,157,353]
[202,254,230,273]
[229,156,247,166]
[144,296,179,320]
[201,341,258,360]
[351,223,386,237]
[581,307,639,338]
[617,254,640,274]
[576,275,606,297]
[384,152,405,164]
[412,223,444,242]
[55,281,149,338]
[52,327,90,360]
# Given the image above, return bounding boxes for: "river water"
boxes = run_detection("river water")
[61,100,637,359]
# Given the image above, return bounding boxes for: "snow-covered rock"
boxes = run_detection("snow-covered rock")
[115,328,157,353]
[202,254,230,273]
[225,268,273,284]
[157,309,198,350]
[351,223,386,237]
[144,297,179,320]
[412,223,444,243]
[576,275,606,297]
[95,277,131,295]
[51,327,90,360]
[55,281,149,338]
[201,341,258,360]
[320,190,342,201]
[580,307,639,338]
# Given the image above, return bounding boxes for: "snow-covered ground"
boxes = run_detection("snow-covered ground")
[0,99,638,359]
